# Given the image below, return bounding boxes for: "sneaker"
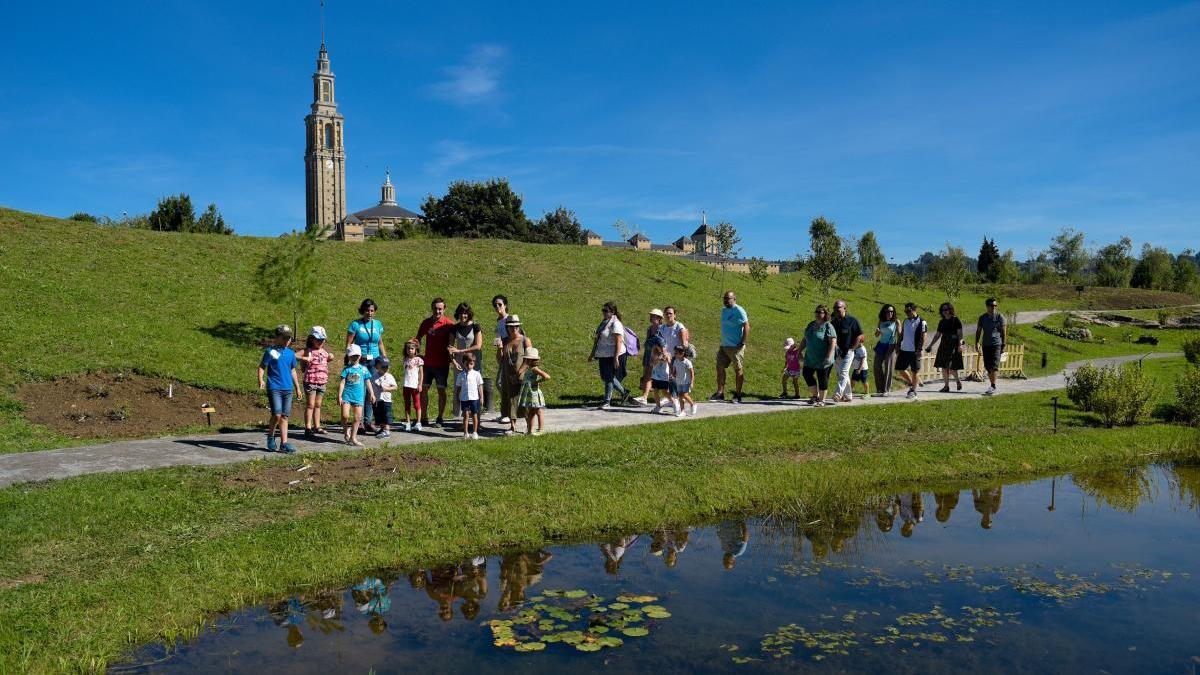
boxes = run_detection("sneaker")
[984,386,996,396]
[532,429,543,436]
[652,404,662,414]
[689,403,697,415]
[497,416,511,424]
[265,434,277,451]
[414,423,423,432]
[957,381,963,391]
[403,422,412,431]
[280,442,296,454]
[733,392,743,404]
[877,391,888,397]
[362,424,376,434]
[504,428,516,435]
[907,390,918,399]
[675,408,685,417]
[779,390,789,399]
[472,432,480,440]
[379,430,390,439]
[597,402,612,410]
[939,385,951,393]
[709,392,725,401]
[633,396,648,406]
[434,418,444,428]
[861,393,872,400]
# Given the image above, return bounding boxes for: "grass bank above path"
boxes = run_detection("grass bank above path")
[1,207,1194,454]
[2,357,1198,672]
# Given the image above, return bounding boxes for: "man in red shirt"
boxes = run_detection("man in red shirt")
[414,297,454,427]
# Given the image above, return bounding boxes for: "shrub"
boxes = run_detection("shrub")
[1183,336,1200,365]
[1175,366,1200,426]
[1067,362,1157,427]
[1066,363,1102,409]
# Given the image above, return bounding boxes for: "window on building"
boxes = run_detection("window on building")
[321,81,331,103]
[324,124,334,149]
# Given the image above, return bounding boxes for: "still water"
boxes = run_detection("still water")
[121,464,1200,673]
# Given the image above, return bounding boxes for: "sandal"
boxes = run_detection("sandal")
[939,385,951,393]
[314,427,328,434]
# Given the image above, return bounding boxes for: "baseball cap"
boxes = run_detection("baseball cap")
[525,347,540,360]
[375,356,390,368]
[649,308,664,318]
[309,325,327,340]
[784,337,795,349]
[346,344,362,357]
[275,324,293,337]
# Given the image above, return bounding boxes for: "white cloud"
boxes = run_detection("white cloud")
[423,140,511,176]
[428,44,507,105]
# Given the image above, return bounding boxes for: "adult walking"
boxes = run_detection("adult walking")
[898,302,928,399]
[926,302,964,393]
[448,302,484,418]
[499,315,531,435]
[347,299,387,432]
[633,309,666,406]
[589,301,629,409]
[414,297,454,427]
[974,297,1007,396]
[659,305,690,355]
[830,299,864,403]
[712,291,748,403]
[491,295,510,423]
[873,304,902,396]
[799,304,838,406]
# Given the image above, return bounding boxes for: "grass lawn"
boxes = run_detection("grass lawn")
[1,356,1198,671]
[0,207,1194,455]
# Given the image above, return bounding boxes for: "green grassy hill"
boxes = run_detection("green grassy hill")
[0,207,1194,452]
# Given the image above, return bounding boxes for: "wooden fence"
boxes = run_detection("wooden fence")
[914,343,1026,384]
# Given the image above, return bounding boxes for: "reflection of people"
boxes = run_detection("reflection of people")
[898,493,924,537]
[875,498,898,532]
[717,520,749,570]
[351,576,392,634]
[460,557,489,620]
[650,527,692,567]
[973,487,1003,529]
[425,565,462,621]
[600,535,638,575]
[934,491,961,522]
[268,597,308,648]
[499,550,553,608]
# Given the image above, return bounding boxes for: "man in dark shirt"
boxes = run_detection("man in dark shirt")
[830,299,864,403]
[974,297,1007,396]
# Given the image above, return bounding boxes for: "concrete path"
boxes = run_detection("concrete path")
[0,352,1180,489]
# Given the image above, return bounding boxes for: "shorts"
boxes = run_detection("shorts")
[895,350,920,372]
[268,390,293,417]
[341,396,365,407]
[304,383,326,394]
[856,369,869,383]
[982,344,1003,372]
[783,369,801,378]
[652,379,670,391]
[802,366,832,390]
[372,400,393,425]
[459,399,481,415]
[674,382,692,395]
[423,365,450,388]
[716,345,745,371]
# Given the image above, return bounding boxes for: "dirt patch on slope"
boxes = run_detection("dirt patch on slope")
[18,372,267,440]
[223,453,444,491]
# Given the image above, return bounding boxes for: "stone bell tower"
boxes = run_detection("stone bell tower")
[305,40,346,236]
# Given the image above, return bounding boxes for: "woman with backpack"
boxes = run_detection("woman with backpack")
[589,301,631,409]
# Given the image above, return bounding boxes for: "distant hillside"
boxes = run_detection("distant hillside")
[0,206,1192,407]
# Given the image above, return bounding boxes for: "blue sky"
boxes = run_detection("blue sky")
[2,1,1197,260]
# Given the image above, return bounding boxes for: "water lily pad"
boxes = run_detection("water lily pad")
[618,594,658,603]
[622,627,650,637]
[589,625,610,634]
[563,589,588,599]
[575,642,603,652]
[493,638,518,647]
[560,631,585,645]
[598,636,624,648]
[608,602,630,610]
[514,641,547,652]
[542,633,564,643]
[645,610,672,619]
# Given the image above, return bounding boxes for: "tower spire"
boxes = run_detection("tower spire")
[320,0,326,48]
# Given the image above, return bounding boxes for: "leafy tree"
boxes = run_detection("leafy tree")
[195,203,233,235]
[1094,237,1134,288]
[147,193,197,232]
[1131,244,1176,290]
[977,237,1001,282]
[1048,227,1089,282]
[995,249,1021,285]
[1174,252,1200,295]
[69,212,98,222]
[253,227,326,333]
[368,219,432,240]
[803,216,857,297]
[713,221,742,273]
[857,230,888,297]
[1022,249,1057,285]
[420,178,532,240]
[529,206,586,244]
[747,257,769,287]
[928,244,972,301]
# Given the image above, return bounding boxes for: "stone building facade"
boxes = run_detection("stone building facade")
[584,213,785,274]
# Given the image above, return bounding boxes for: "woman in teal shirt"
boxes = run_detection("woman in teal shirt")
[798,304,838,406]
[347,298,387,431]
[873,304,902,396]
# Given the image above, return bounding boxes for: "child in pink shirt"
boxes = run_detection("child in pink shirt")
[781,337,801,399]
[298,326,333,436]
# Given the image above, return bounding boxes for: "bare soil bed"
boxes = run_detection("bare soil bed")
[222,452,444,491]
[18,371,267,440]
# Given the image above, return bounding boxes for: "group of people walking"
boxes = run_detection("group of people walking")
[256,291,1009,452]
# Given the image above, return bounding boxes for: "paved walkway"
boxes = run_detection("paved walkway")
[0,352,1179,489]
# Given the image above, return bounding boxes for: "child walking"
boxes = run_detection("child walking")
[370,357,397,438]
[401,341,424,432]
[257,324,302,453]
[339,344,375,446]
[672,344,696,417]
[297,326,332,437]
[454,352,485,439]
[649,344,675,414]
[853,344,872,399]
[517,347,550,435]
[781,337,801,398]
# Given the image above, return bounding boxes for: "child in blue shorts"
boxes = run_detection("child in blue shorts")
[257,324,302,453]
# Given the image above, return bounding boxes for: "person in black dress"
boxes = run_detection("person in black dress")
[925,302,964,392]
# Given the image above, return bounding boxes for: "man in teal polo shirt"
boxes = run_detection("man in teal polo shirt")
[712,290,749,403]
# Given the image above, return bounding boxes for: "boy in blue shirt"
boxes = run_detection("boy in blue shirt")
[257,324,302,453]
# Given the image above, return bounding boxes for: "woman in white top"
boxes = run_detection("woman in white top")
[588,301,629,409]
[658,305,690,354]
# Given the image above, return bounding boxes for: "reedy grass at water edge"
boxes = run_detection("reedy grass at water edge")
[1,365,1199,672]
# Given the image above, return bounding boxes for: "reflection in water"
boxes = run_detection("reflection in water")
[127,462,1200,673]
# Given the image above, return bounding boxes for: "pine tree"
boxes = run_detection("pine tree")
[977,237,1001,282]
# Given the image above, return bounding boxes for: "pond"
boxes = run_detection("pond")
[119,463,1200,673]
